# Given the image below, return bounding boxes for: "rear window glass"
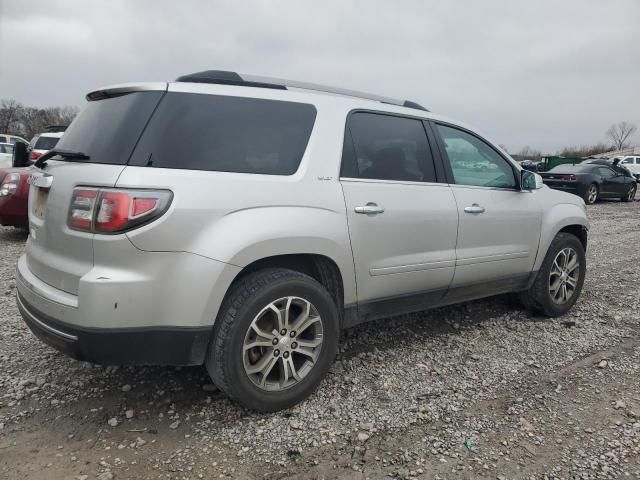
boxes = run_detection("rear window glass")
[55,91,165,165]
[548,164,592,173]
[129,92,317,175]
[34,136,60,150]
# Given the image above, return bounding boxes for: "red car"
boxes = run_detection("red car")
[0,167,31,229]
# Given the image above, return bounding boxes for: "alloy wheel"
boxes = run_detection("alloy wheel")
[549,247,580,304]
[587,185,598,204]
[627,185,636,201]
[242,296,324,391]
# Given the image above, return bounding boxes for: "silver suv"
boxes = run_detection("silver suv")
[16,71,589,411]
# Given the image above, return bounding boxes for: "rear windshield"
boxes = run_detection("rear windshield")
[129,92,317,175]
[55,91,165,164]
[34,136,60,151]
[548,164,592,173]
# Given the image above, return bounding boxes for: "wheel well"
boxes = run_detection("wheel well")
[232,254,344,312]
[559,224,588,250]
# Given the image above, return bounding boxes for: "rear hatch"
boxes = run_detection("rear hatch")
[26,85,166,294]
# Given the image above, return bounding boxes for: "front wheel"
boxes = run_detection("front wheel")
[583,183,598,205]
[621,183,636,202]
[206,268,339,412]
[519,233,586,317]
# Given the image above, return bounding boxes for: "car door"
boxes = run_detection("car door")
[340,112,459,315]
[430,122,542,299]
[597,166,624,196]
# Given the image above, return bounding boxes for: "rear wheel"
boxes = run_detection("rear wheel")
[519,233,586,317]
[584,183,598,205]
[206,268,339,412]
[621,183,636,202]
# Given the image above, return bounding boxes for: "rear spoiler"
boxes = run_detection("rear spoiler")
[86,82,168,101]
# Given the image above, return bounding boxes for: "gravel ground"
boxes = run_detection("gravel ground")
[1,200,639,480]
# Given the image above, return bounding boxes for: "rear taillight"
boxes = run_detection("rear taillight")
[0,173,21,197]
[560,174,577,181]
[68,188,172,234]
[30,151,42,160]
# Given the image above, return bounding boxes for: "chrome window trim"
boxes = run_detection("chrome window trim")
[339,177,449,187]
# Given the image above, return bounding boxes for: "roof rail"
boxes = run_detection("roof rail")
[175,70,428,112]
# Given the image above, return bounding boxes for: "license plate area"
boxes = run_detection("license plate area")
[34,188,49,219]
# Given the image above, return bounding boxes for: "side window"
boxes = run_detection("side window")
[435,124,516,188]
[342,112,436,182]
[620,158,632,165]
[598,167,615,178]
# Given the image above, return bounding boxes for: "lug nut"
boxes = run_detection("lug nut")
[280,328,287,335]
[291,342,298,349]
[272,338,278,345]
[283,351,290,358]
[273,349,280,357]
[289,331,296,337]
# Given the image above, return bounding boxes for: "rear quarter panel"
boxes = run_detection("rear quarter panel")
[117,98,357,306]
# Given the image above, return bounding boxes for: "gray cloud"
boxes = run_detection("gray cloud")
[1,0,638,152]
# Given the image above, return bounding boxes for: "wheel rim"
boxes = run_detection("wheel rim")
[628,185,636,201]
[549,247,580,304]
[588,186,597,204]
[242,296,323,392]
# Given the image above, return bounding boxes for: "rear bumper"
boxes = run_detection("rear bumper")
[15,244,241,365]
[17,292,210,365]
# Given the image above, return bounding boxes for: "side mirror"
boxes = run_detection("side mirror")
[12,141,29,168]
[521,170,543,190]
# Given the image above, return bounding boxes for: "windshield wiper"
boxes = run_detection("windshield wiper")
[35,148,91,168]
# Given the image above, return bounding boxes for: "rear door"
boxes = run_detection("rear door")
[340,112,458,310]
[431,122,542,298]
[26,88,166,294]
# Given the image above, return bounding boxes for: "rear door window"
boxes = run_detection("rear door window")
[129,93,317,175]
[341,112,437,182]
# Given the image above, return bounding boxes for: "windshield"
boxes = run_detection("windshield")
[55,91,165,165]
[34,136,60,151]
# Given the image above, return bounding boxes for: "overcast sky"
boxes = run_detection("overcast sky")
[1,0,638,152]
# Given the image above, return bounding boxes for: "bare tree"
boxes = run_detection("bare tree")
[0,99,24,133]
[606,121,637,151]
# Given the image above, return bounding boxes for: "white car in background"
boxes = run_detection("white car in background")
[0,143,14,168]
[0,134,28,146]
[615,156,640,182]
[29,131,65,162]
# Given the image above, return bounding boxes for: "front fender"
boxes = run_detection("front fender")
[534,202,589,271]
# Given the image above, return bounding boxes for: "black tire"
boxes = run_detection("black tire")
[621,183,636,202]
[206,268,339,412]
[519,233,586,317]
[583,183,598,205]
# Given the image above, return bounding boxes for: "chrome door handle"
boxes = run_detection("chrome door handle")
[354,203,385,214]
[464,203,485,214]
